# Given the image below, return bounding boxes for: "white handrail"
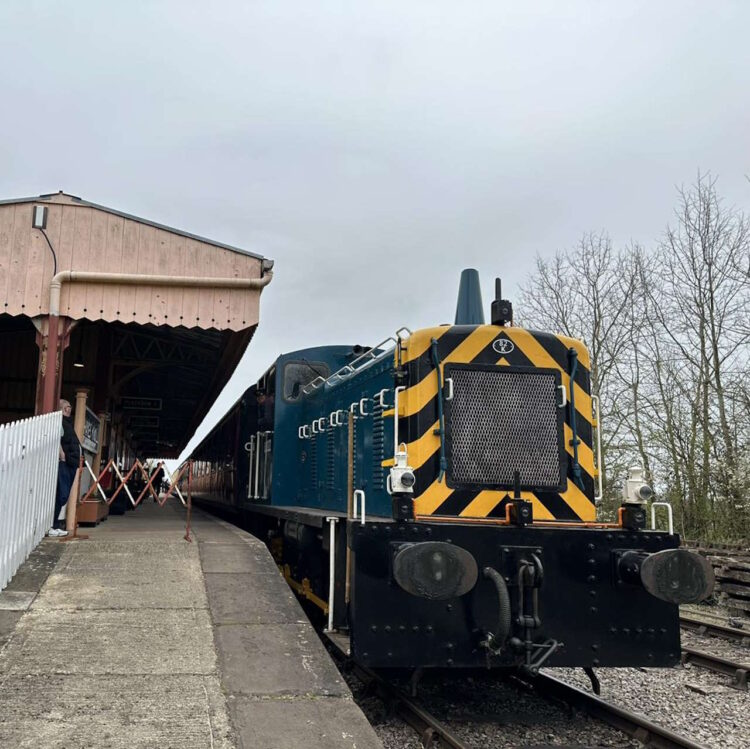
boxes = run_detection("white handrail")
[393,386,406,455]
[444,378,454,402]
[324,516,339,632]
[592,395,604,504]
[253,432,262,499]
[309,327,414,395]
[651,501,674,535]
[353,489,366,525]
[247,435,256,498]
[376,388,390,408]
[0,412,61,592]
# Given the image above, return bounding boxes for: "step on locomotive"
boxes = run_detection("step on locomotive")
[190,269,714,672]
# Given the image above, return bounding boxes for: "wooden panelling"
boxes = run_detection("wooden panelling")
[0,204,14,305]
[8,205,30,314]
[100,213,125,320]
[165,232,186,324]
[0,194,265,332]
[118,219,139,320]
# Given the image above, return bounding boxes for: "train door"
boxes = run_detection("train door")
[246,367,276,502]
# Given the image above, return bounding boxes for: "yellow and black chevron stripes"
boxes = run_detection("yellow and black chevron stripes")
[400,325,598,522]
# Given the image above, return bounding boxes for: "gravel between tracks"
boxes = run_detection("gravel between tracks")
[343,668,639,748]
[681,629,750,662]
[551,659,749,749]
[342,634,749,749]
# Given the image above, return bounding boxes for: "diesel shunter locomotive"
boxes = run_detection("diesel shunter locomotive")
[190,269,714,673]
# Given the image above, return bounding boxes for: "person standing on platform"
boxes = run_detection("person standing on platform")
[49,399,81,537]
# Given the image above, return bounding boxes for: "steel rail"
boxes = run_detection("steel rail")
[526,672,709,749]
[327,641,469,749]
[353,665,468,749]
[680,615,750,645]
[681,646,749,689]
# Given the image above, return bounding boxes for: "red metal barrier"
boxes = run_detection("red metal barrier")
[66,457,193,541]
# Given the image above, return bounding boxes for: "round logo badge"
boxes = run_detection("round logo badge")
[492,338,515,355]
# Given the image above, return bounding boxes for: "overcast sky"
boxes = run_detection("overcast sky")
[1,1,748,456]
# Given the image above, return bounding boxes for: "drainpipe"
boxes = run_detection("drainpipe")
[41,269,273,413]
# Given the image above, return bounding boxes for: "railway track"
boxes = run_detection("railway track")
[680,646,748,689]
[328,643,469,749]
[522,671,710,749]
[679,615,749,689]
[680,615,750,645]
[326,634,709,749]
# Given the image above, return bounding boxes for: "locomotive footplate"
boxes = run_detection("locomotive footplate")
[348,520,694,670]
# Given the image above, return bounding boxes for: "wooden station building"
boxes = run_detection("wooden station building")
[0,191,273,465]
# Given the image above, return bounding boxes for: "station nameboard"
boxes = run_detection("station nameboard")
[82,408,100,454]
[121,397,162,411]
[129,415,160,429]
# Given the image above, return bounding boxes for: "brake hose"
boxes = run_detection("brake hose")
[483,566,511,651]
[430,338,448,482]
[567,348,585,491]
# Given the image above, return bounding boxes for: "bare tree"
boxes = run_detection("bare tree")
[519,174,750,540]
[520,232,639,513]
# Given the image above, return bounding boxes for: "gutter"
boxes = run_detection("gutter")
[48,269,273,316]
[42,269,273,413]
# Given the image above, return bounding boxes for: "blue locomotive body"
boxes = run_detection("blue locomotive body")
[189,275,714,672]
[231,344,396,518]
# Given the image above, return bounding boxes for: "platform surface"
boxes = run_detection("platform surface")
[0,501,382,749]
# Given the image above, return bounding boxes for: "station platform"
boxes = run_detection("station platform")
[0,502,382,749]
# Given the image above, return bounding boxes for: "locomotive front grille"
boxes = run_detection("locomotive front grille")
[445,365,565,491]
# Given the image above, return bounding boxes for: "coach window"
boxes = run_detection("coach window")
[283,361,330,403]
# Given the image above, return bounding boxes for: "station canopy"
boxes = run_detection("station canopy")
[0,191,273,458]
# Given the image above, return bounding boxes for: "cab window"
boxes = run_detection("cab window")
[282,361,330,402]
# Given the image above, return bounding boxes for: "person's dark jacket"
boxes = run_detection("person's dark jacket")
[61,416,82,468]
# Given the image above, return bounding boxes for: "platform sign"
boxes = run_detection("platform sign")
[121,397,162,411]
[129,415,160,429]
[82,408,100,453]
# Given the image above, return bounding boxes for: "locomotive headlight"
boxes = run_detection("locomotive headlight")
[400,470,416,489]
[392,541,478,600]
[623,465,653,505]
[636,484,654,502]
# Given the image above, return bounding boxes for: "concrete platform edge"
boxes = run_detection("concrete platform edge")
[195,509,383,749]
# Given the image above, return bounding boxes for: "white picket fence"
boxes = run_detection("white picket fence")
[0,411,62,591]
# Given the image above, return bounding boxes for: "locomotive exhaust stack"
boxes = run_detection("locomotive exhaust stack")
[454,268,485,325]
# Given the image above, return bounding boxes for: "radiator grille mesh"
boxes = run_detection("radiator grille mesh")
[448,368,563,489]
